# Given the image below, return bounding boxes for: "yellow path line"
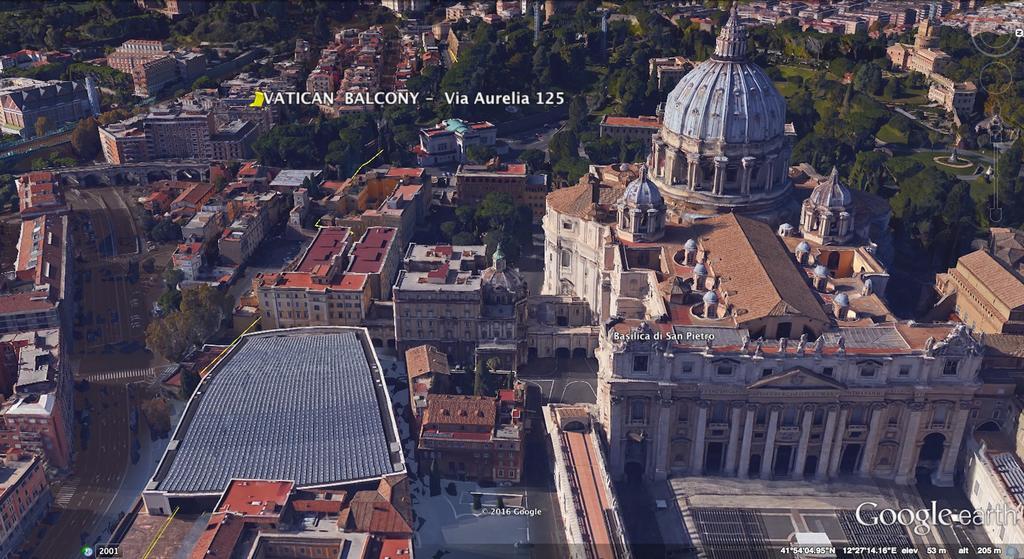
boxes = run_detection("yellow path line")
[141,505,179,559]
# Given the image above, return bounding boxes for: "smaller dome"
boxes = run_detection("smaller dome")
[834,293,850,307]
[622,166,664,208]
[779,223,794,233]
[684,239,698,250]
[796,241,811,253]
[703,291,719,305]
[813,265,829,278]
[809,167,852,209]
[693,263,708,276]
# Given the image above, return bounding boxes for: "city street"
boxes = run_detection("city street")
[20,370,176,559]
[518,357,599,405]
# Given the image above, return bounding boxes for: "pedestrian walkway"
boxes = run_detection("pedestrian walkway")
[54,479,78,507]
[85,367,157,382]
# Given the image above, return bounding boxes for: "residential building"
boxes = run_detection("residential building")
[935,248,1024,334]
[544,405,631,559]
[0,50,47,75]
[107,39,206,96]
[418,390,525,483]
[218,191,285,266]
[382,0,427,14]
[0,77,93,137]
[181,210,223,243]
[455,159,548,220]
[599,115,662,142]
[0,329,74,470]
[0,215,71,336]
[394,244,528,365]
[99,107,217,163]
[0,455,51,559]
[348,227,400,300]
[16,172,67,219]
[170,181,216,216]
[172,242,206,282]
[142,327,405,514]
[413,119,497,166]
[210,119,259,160]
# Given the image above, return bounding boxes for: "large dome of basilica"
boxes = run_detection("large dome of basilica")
[649,4,795,218]
[661,17,786,144]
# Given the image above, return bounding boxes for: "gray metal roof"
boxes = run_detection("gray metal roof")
[156,329,401,494]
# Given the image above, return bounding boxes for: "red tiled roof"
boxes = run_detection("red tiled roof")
[349,227,395,274]
[378,538,413,559]
[216,479,293,517]
[189,513,245,559]
[343,490,413,536]
[296,227,350,273]
[601,115,661,128]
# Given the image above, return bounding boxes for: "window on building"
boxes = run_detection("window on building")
[681,361,694,374]
[761,367,773,377]
[943,359,959,376]
[822,367,834,377]
[716,363,733,376]
[633,355,649,373]
[711,402,728,423]
[888,408,901,426]
[630,399,647,423]
[560,249,571,268]
[813,408,825,426]
[898,365,911,376]
[782,407,798,427]
[859,364,877,377]
[932,403,949,426]
[756,407,767,425]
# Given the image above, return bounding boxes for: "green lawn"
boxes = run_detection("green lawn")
[778,64,816,80]
[876,122,909,145]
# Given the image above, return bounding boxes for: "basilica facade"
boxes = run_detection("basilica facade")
[541,6,1006,487]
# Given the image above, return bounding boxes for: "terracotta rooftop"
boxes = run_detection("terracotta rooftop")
[189,513,245,559]
[423,394,496,427]
[349,227,396,274]
[601,115,661,128]
[405,345,450,379]
[296,226,350,273]
[958,249,1024,309]
[216,479,293,517]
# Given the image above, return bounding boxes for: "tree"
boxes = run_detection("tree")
[150,220,182,242]
[567,96,589,132]
[140,398,172,437]
[33,116,50,137]
[164,267,185,289]
[465,144,497,164]
[518,148,546,172]
[852,63,883,95]
[70,117,100,162]
[44,27,63,50]
[191,75,216,90]
[883,78,902,99]
[473,359,491,396]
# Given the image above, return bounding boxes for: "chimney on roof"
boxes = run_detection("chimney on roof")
[588,174,600,205]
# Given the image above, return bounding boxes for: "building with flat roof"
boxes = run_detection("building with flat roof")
[0,329,74,470]
[394,243,529,365]
[413,119,496,166]
[454,159,548,220]
[0,455,51,559]
[143,327,405,514]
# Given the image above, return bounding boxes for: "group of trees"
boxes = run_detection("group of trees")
[440,192,533,264]
[0,2,167,53]
[254,112,379,178]
[145,284,231,361]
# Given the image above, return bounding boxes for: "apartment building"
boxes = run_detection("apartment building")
[99,107,216,163]
[107,39,207,96]
[454,159,548,220]
[0,215,71,336]
[0,329,74,470]
[172,241,206,282]
[16,171,68,219]
[0,455,51,559]
[218,191,286,266]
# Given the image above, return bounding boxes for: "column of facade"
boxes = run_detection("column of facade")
[687,154,699,190]
[712,156,727,195]
[740,156,756,195]
[690,401,708,475]
[828,406,850,476]
[816,405,839,480]
[894,403,926,484]
[724,404,743,475]
[936,402,972,485]
[653,396,673,480]
[791,405,815,479]
[858,404,886,476]
[759,406,780,479]
[763,155,777,192]
[738,405,756,478]
[608,396,626,479]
